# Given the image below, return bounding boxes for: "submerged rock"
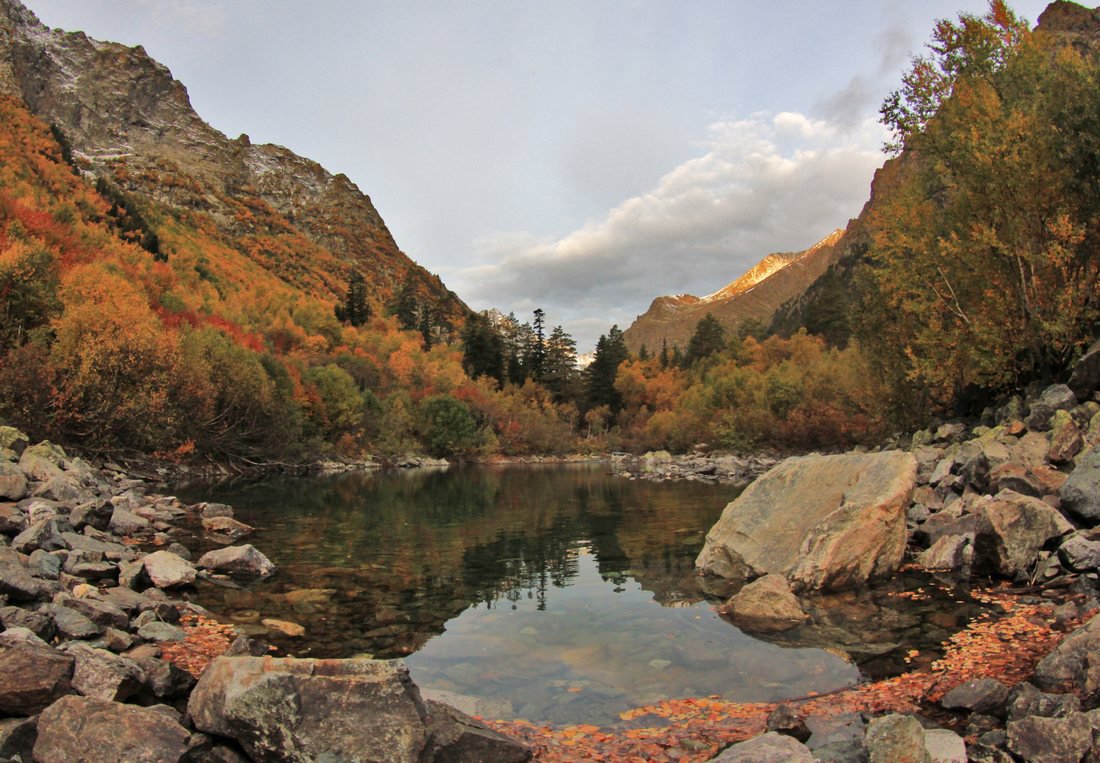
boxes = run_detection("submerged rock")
[720,574,809,632]
[696,451,917,592]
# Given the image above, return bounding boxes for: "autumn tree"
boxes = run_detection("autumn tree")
[862,2,1100,410]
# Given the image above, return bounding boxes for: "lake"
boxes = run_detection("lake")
[181,463,984,725]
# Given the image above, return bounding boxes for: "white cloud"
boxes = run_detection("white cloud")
[453,110,888,350]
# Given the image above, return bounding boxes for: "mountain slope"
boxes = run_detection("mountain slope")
[0,0,467,325]
[622,229,844,353]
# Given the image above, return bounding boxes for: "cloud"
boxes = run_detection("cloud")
[452,111,888,350]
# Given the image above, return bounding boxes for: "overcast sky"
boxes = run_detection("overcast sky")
[28,0,1051,351]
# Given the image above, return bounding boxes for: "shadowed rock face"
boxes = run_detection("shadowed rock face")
[0,0,468,323]
[696,451,917,592]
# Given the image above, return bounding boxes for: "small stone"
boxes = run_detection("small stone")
[261,618,306,637]
[141,549,197,588]
[196,544,275,577]
[941,678,1010,715]
[137,621,186,642]
[202,515,254,541]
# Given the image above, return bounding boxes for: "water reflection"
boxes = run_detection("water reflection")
[180,465,980,724]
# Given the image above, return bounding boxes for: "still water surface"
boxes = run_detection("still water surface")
[182,464,979,725]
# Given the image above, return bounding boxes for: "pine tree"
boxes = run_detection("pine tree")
[586,325,629,416]
[335,271,370,327]
[684,313,726,367]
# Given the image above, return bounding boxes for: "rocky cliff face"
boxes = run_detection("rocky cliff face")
[622,229,844,353]
[0,0,466,321]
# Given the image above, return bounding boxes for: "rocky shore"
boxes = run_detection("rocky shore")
[610,450,778,484]
[0,427,531,762]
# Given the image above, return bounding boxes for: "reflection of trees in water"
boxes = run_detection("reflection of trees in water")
[185,466,733,657]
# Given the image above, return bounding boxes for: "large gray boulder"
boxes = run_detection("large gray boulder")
[1033,613,1100,700]
[972,490,1073,580]
[33,695,191,763]
[1060,445,1100,524]
[189,656,430,762]
[695,451,917,592]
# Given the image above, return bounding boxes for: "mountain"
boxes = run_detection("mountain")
[0,0,467,325]
[622,229,844,353]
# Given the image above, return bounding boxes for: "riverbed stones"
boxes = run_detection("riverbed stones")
[0,639,74,715]
[941,678,1010,715]
[0,547,43,600]
[1060,445,1100,524]
[1033,613,1100,700]
[1005,713,1095,763]
[696,451,917,592]
[864,714,931,763]
[719,574,809,632]
[141,549,197,588]
[197,544,275,577]
[0,461,27,501]
[188,656,432,762]
[64,642,144,701]
[709,731,813,761]
[33,695,192,763]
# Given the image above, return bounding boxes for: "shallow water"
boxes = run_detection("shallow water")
[180,464,983,725]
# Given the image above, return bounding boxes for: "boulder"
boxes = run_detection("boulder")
[719,574,809,632]
[1058,534,1100,571]
[0,717,36,762]
[917,534,972,573]
[197,544,276,578]
[923,728,967,763]
[0,547,43,601]
[200,502,235,519]
[765,704,811,743]
[864,714,931,763]
[69,499,113,531]
[972,490,1073,580]
[188,655,431,762]
[262,618,306,637]
[695,452,916,592]
[32,474,84,504]
[33,695,191,763]
[108,507,151,536]
[0,503,27,534]
[63,643,144,702]
[0,639,74,715]
[1007,682,1081,721]
[1033,613,1100,700]
[709,731,813,762]
[0,462,27,501]
[12,517,69,553]
[1025,384,1077,432]
[1005,713,1093,763]
[47,604,101,640]
[940,678,1010,715]
[1048,410,1084,464]
[202,515,254,541]
[17,443,64,482]
[0,605,55,641]
[0,426,29,455]
[1060,445,1100,524]
[423,700,532,762]
[141,549,197,588]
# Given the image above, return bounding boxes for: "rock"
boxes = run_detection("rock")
[696,452,916,592]
[262,617,306,637]
[64,643,144,701]
[33,695,191,763]
[940,678,1010,715]
[1060,445,1100,524]
[923,728,966,763]
[0,639,74,715]
[108,507,151,536]
[32,473,84,504]
[202,515,254,541]
[141,549,197,588]
[765,704,811,743]
[0,547,43,600]
[188,655,432,762]
[1007,682,1081,721]
[720,574,809,632]
[0,462,27,501]
[0,503,27,534]
[69,499,113,531]
[200,502,235,519]
[26,548,61,579]
[1005,712,1093,763]
[1067,339,1100,400]
[0,716,37,762]
[17,445,64,482]
[0,427,29,455]
[972,490,1073,580]
[47,604,101,640]
[1033,613,1100,700]
[130,654,196,700]
[1026,384,1078,432]
[1058,534,1100,571]
[196,544,276,577]
[423,700,532,762]
[1048,410,1084,464]
[709,731,813,762]
[917,534,972,573]
[59,593,129,631]
[0,605,54,640]
[864,714,931,763]
[12,517,68,553]
[137,621,186,642]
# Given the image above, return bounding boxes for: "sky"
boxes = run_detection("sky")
[27,0,1052,351]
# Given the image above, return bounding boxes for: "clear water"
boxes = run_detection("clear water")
[180,464,982,725]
